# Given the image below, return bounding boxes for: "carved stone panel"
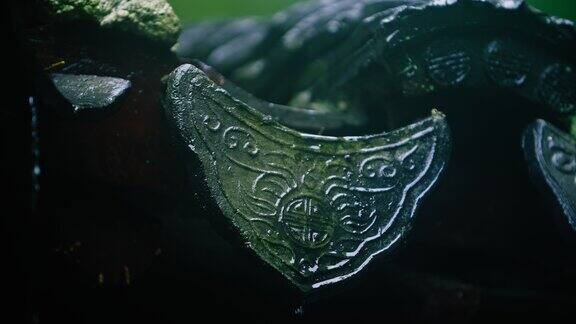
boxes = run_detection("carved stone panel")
[164,64,451,290]
[523,120,576,235]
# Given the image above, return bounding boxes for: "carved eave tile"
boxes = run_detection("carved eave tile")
[523,120,576,237]
[164,64,451,291]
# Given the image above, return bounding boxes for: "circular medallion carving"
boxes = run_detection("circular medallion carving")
[278,193,334,249]
[537,64,576,114]
[425,39,472,86]
[484,39,532,87]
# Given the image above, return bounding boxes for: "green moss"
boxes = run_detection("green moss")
[47,0,181,43]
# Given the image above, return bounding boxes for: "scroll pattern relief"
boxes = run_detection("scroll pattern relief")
[166,65,449,289]
[538,122,576,230]
[544,127,576,182]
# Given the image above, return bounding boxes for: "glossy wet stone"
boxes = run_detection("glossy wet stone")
[309,0,576,119]
[191,61,365,132]
[483,38,533,87]
[523,120,576,236]
[51,73,131,113]
[164,64,451,290]
[175,0,431,103]
[176,0,576,128]
[536,64,576,114]
[174,18,269,70]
